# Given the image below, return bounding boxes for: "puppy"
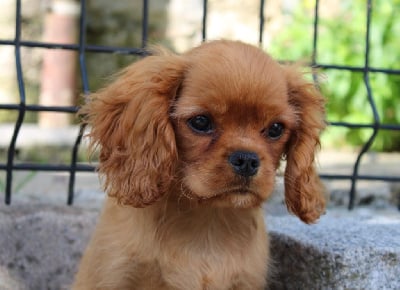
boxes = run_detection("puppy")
[73,40,326,290]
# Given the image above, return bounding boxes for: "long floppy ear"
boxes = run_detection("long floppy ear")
[283,66,326,224]
[80,51,186,207]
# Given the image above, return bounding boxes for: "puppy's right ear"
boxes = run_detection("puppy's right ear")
[283,66,326,224]
[80,51,186,207]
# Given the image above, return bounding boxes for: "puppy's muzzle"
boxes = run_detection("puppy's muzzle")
[228,151,260,177]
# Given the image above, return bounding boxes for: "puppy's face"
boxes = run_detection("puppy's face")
[84,40,325,222]
[171,43,297,208]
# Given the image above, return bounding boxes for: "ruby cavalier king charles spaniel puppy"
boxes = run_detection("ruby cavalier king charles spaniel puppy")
[73,40,326,290]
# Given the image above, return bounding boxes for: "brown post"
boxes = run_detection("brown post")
[39,0,79,128]
[0,0,17,111]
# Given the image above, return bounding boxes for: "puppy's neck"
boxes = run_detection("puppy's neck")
[151,193,262,240]
[104,194,264,251]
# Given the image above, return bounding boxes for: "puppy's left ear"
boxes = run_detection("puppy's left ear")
[80,51,186,207]
[283,66,326,224]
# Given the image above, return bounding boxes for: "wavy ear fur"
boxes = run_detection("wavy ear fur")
[80,51,186,207]
[283,67,326,224]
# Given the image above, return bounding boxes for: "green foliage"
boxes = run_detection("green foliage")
[268,0,400,151]
[85,0,170,91]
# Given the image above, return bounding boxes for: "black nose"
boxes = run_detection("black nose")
[228,151,260,177]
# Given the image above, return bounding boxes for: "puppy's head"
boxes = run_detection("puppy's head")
[81,40,326,223]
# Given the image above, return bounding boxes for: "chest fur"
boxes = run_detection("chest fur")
[140,208,269,289]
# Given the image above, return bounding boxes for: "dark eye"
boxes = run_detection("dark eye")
[187,115,214,134]
[265,122,284,140]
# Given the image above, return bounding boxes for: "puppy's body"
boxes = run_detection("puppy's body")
[75,196,268,289]
[73,40,325,289]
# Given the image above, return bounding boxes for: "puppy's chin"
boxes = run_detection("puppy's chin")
[181,181,266,209]
[199,191,263,209]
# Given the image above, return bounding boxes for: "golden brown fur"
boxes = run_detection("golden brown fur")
[73,40,326,290]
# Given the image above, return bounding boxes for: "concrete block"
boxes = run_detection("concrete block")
[267,210,400,290]
[0,205,399,289]
[0,205,97,290]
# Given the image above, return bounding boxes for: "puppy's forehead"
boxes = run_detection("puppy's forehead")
[177,42,289,118]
